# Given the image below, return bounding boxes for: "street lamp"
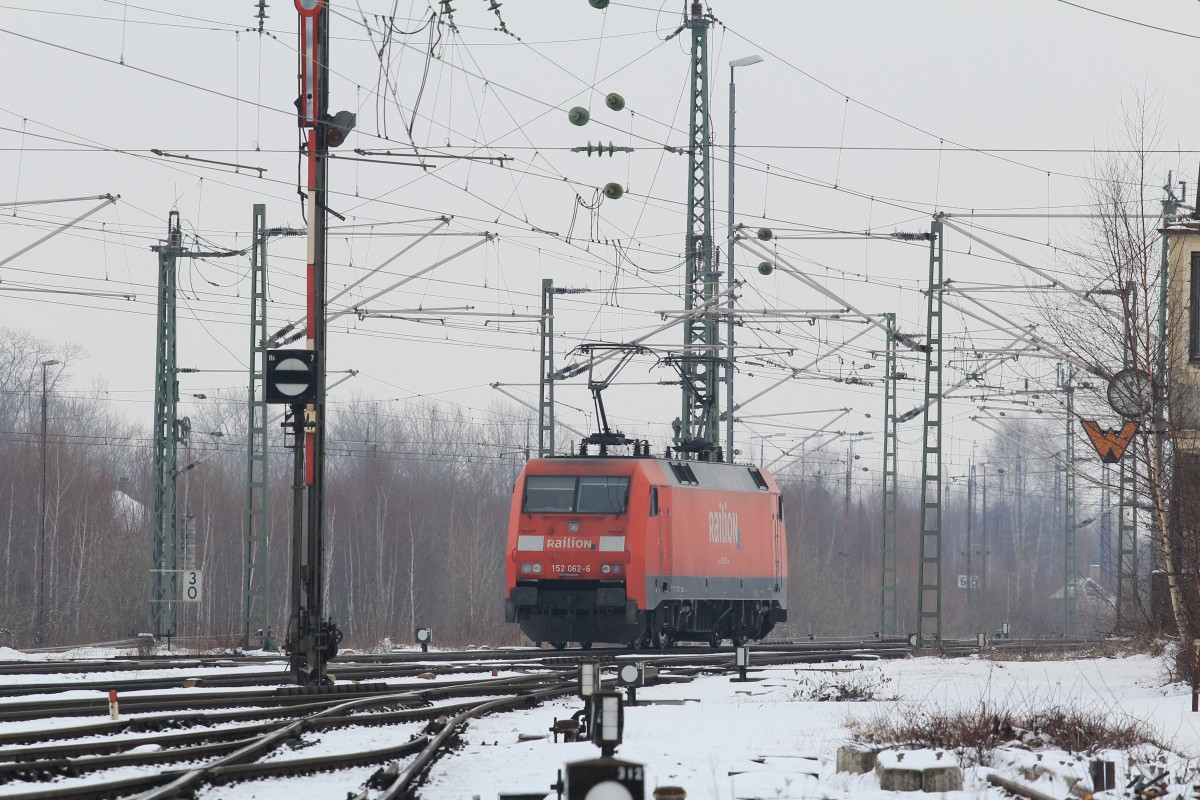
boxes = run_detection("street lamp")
[38,358,61,646]
[726,53,763,460]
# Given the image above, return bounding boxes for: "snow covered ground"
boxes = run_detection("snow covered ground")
[1,647,1198,799]
[424,650,1200,800]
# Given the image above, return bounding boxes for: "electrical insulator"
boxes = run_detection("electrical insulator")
[757,227,773,241]
[605,92,625,112]
[757,262,773,276]
[588,0,610,8]
[568,106,590,126]
[603,183,624,200]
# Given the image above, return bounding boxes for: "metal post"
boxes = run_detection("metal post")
[679,1,719,458]
[981,464,988,598]
[966,458,975,611]
[149,213,182,639]
[1155,177,1178,575]
[290,0,342,685]
[1064,376,1077,636]
[917,215,945,644]
[538,278,555,458]
[1117,438,1138,631]
[289,403,305,683]
[725,55,761,460]
[37,358,58,645]
[243,204,273,650]
[148,217,240,642]
[880,313,898,634]
[1116,281,1139,634]
[1100,461,1113,583]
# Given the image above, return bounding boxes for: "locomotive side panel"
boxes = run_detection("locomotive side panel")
[640,462,788,644]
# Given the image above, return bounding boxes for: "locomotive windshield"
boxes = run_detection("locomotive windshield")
[523,475,631,514]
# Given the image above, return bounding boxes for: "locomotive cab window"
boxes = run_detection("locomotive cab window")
[523,475,631,514]
[523,476,576,513]
[649,486,659,517]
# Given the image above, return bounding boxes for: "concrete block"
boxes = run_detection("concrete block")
[836,745,878,774]
[874,749,963,793]
[875,763,923,791]
[921,765,963,792]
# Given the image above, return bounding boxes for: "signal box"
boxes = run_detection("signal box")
[565,757,644,800]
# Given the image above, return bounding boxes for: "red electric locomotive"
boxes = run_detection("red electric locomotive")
[504,446,787,648]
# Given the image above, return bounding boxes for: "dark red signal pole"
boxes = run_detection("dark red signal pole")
[291,0,341,685]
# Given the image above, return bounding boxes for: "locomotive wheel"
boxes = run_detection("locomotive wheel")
[650,625,669,650]
[580,641,593,650]
[708,631,722,649]
[731,631,748,647]
[551,641,567,651]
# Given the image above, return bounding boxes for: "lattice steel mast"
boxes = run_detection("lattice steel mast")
[676,1,720,459]
[880,312,899,634]
[149,213,240,638]
[243,204,273,650]
[1063,370,1077,636]
[916,215,945,643]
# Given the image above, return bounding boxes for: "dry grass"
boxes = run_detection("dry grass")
[847,701,1161,768]
[789,668,898,702]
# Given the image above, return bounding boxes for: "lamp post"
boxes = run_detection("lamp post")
[726,54,763,461]
[38,358,61,646]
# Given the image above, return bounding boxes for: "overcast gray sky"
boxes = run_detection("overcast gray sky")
[1,0,1196,492]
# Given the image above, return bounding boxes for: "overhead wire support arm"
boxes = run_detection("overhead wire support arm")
[723,324,877,421]
[938,216,1113,317]
[0,194,119,270]
[938,287,1101,377]
[354,148,513,164]
[0,193,119,208]
[490,382,588,440]
[267,219,469,344]
[150,149,267,177]
[554,286,737,381]
[735,232,900,346]
[765,410,853,473]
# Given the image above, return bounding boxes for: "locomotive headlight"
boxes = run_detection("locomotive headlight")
[532,563,543,574]
[602,564,611,574]
[612,563,621,574]
[520,562,532,574]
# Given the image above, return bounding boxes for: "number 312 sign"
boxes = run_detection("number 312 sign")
[180,570,203,603]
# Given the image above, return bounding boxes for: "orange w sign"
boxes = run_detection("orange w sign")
[1081,420,1138,464]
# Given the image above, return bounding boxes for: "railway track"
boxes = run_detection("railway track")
[0,637,1102,798]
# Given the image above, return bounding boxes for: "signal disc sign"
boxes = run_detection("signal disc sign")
[265,349,319,404]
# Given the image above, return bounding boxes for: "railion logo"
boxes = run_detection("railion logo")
[708,503,740,548]
[546,537,593,549]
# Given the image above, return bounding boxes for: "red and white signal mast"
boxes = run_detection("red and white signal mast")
[279,0,355,686]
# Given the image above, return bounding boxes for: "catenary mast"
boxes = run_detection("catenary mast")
[676,1,721,460]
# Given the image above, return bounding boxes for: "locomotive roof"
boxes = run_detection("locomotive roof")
[527,455,776,492]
